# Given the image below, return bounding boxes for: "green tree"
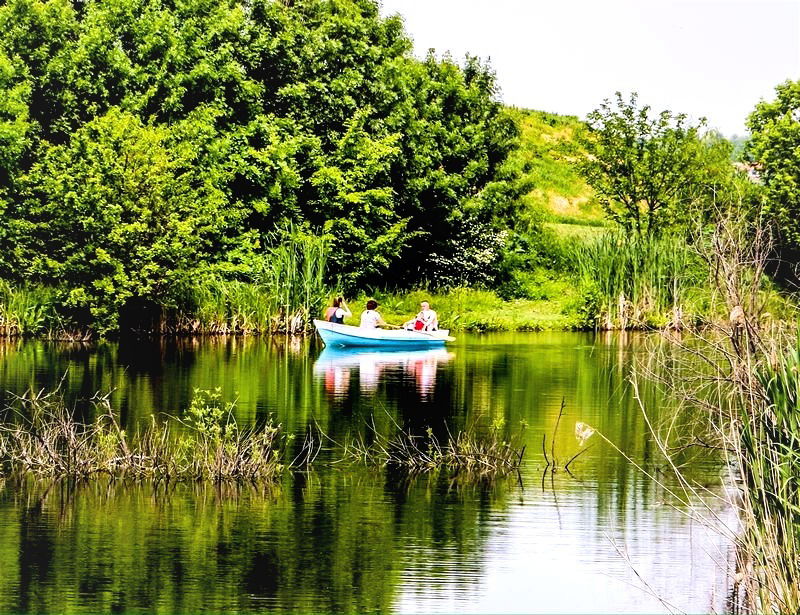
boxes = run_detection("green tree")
[0,0,521,330]
[15,108,233,332]
[747,80,800,246]
[578,92,731,235]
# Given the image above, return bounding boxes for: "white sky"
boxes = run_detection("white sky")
[379,0,800,135]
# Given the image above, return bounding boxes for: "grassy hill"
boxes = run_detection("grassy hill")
[506,108,605,231]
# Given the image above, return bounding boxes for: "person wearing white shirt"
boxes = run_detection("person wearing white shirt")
[360,299,386,328]
[404,301,438,331]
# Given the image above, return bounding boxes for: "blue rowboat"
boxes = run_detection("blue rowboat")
[313,319,453,348]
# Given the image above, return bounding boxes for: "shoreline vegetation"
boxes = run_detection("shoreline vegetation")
[586,212,800,613]
[1,229,792,339]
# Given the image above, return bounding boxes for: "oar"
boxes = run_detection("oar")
[385,323,455,342]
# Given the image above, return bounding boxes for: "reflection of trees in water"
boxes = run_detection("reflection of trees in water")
[0,473,514,614]
[0,333,729,611]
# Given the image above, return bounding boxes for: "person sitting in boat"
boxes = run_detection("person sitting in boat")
[360,299,387,328]
[404,301,438,331]
[324,297,352,324]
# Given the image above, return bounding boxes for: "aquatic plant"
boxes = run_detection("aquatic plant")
[333,417,526,479]
[171,278,276,335]
[151,225,331,335]
[0,388,297,482]
[573,232,705,329]
[0,281,61,337]
[259,224,329,334]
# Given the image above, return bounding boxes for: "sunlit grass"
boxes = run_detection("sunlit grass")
[348,286,586,331]
[0,281,61,336]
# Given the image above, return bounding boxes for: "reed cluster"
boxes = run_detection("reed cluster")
[0,281,61,337]
[171,279,276,335]
[733,339,800,610]
[621,209,800,612]
[574,232,703,329]
[0,389,292,482]
[167,226,329,335]
[336,420,526,479]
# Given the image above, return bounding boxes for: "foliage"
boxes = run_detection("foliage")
[0,387,291,481]
[578,92,738,235]
[13,109,232,333]
[0,0,519,333]
[747,79,800,246]
[260,224,329,330]
[573,232,706,329]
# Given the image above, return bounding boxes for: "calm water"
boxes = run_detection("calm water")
[0,332,735,613]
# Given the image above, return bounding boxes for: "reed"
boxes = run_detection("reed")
[334,418,526,479]
[0,388,297,482]
[165,225,330,335]
[735,340,800,611]
[574,232,704,329]
[0,281,61,336]
[173,279,275,335]
[259,224,329,334]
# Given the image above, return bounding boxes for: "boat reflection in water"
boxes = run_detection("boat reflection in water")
[313,346,454,398]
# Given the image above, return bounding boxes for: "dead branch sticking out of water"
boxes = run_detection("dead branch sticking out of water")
[541,398,594,487]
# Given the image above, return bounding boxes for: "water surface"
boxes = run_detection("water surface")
[0,333,734,613]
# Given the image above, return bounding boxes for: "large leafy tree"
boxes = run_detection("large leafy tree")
[0,0,518,329]
[578,92,733,235]
[14,109,233,331]
[748,80,800,246]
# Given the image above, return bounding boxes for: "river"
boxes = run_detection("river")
[0,332,735,613]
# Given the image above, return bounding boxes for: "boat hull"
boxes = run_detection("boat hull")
[313,319,450,348]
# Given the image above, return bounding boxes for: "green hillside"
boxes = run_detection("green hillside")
[507,108,605,229]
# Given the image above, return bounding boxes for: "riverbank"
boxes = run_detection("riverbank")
[1,276,794,339]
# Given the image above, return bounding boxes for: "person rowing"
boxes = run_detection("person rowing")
[360,299,387,328]
[404,301,438,332]
[324,296,352,324]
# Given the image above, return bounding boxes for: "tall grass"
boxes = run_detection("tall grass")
[169,225,330,335]
[175,279,275,334]
[0,281,61,337]
[259,225,328,333]
[0,224,330,337]
[0,388,299,481]
[574,232,703,329]
[735,340,800,610]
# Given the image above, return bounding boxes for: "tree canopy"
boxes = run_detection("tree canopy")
[748,80,800,247]
[0,0,519,331]
[577,92,736,235]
